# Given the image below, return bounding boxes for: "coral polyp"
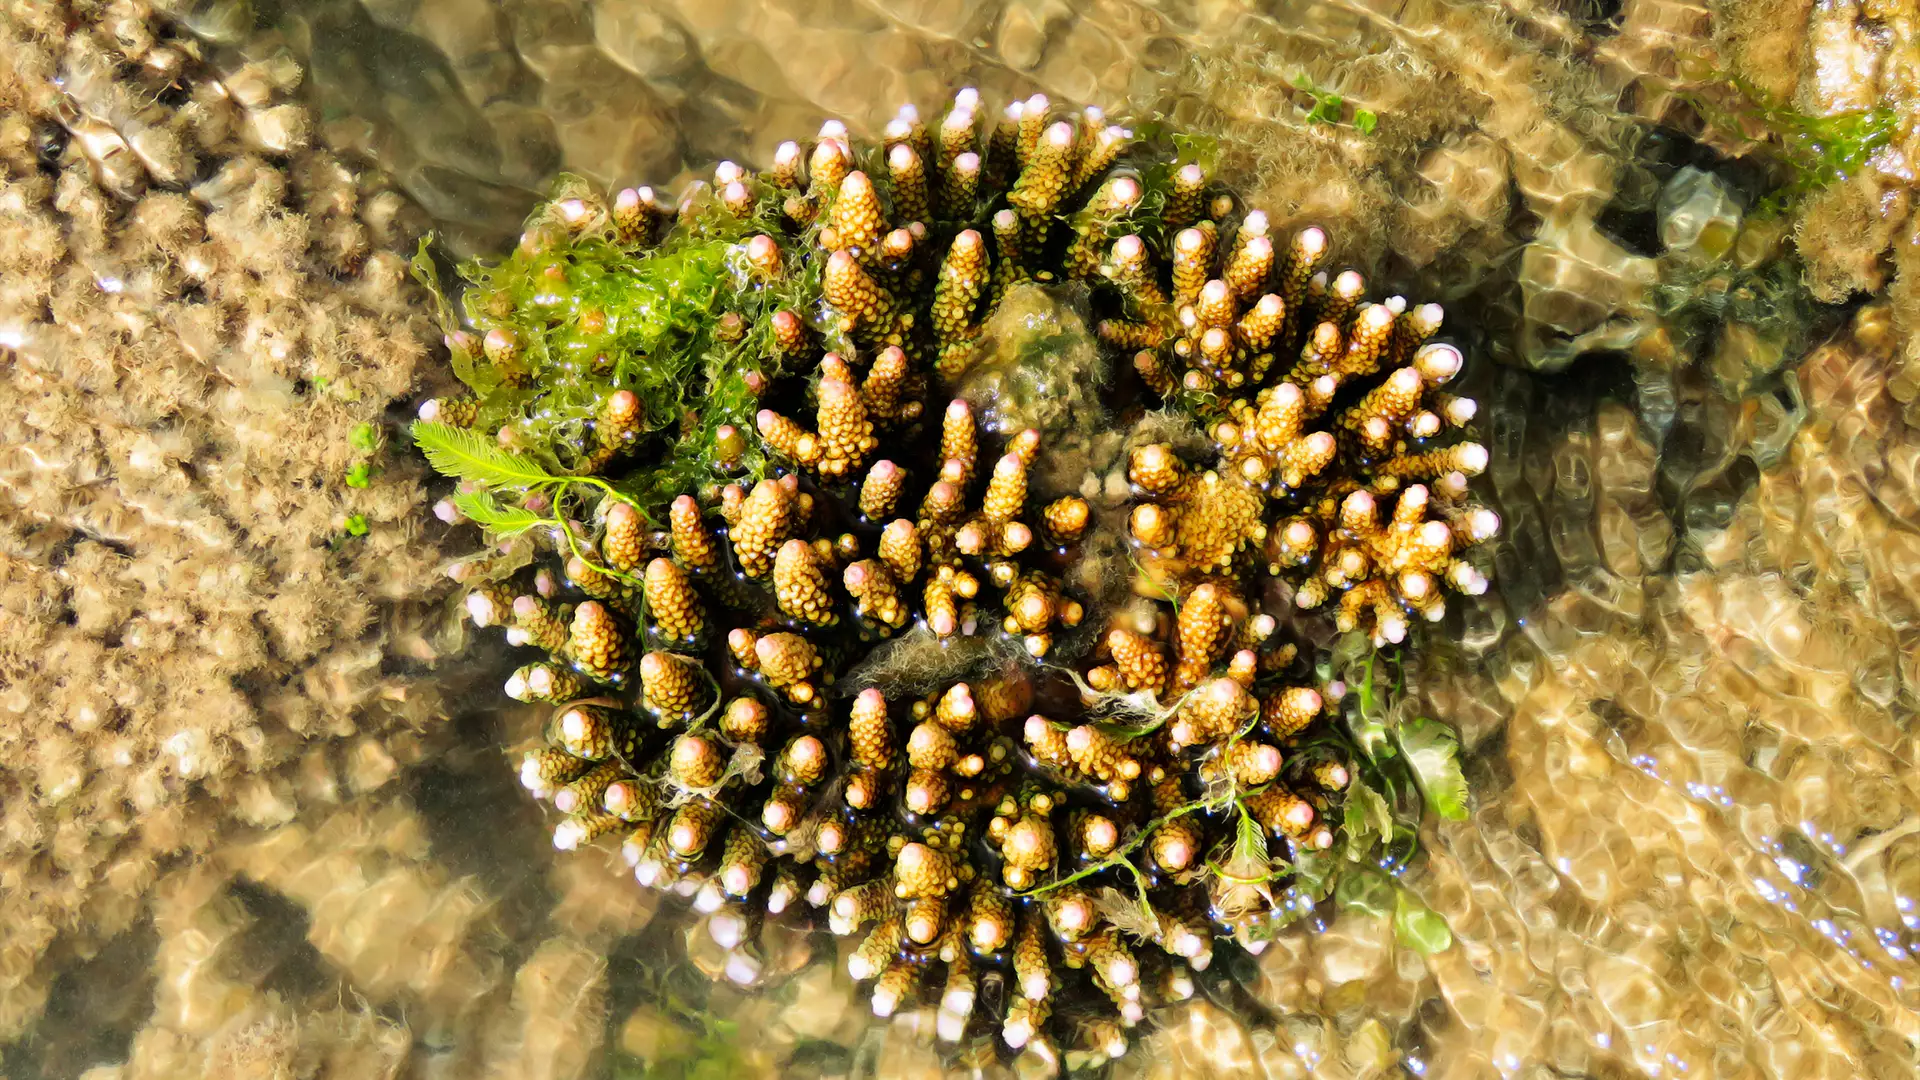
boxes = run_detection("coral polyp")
[416,89,1496,1065]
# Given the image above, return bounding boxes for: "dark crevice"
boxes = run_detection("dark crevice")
[226,877,339,1006]
[42,529,83,570]
[8,917,160,1078]
[1594,200,1661,259]
[1571,0,1624,36]
[402,686,559,964]
[35,122,68,176]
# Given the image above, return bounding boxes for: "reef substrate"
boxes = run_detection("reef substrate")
[418,89,1498,1068]
[0,0,471,1058]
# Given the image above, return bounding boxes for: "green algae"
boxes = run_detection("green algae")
[405,127,1214,517]
[1291,73,1377,134]
[1297,641,1464,948]
[1029,639,1467,952]
[409,176,821,514]
[1684,75,1899,211]
[410,420,650,586]
[344,422,382,489]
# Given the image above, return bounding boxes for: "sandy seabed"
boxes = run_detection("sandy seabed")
[2,0,1918,1077]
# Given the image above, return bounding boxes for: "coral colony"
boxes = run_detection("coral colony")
[414,89,1495,1064]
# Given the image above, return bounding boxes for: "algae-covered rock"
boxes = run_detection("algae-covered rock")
[951,280,1111,443]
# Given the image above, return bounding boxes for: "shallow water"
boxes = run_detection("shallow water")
[10,0,1920,1076]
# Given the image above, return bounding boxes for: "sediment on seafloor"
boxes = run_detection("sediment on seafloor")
[0,3,545,1075]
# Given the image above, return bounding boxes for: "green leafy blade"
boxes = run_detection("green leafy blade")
[1334,867,1394,917]
[412,421,567,491]
[1287,844,1340,901]
[1342,776,1396,854]
[409,234,459,335]
[1234,803,1270,869]
[1396,716,1470,821]
[1348,650,1392,761]
[1093,717,1167,741]
[1393,887,1453,955]
[451,491,547,537]
[1168,130,1221,174]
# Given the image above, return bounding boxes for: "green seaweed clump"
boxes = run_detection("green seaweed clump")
[1683,73,1899,211]
[412,174,820,512]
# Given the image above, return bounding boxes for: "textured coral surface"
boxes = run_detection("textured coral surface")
[0,0,462,1062]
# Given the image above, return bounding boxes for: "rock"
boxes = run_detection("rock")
[1656,166,1742,261]
[951,282,1109,442]
[593,2,699,83]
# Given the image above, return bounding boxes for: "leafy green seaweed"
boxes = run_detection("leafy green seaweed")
[1332,865,1452,956]
[1033,637,1471,953]
[1682,74,1898,211]
[1342,775,1396,849]
[607,967,760,1080]
[1396,715,1470,821]
[1308,641,1471,953]
[1290,73,1379,135]
[407,175,829,520]
[412,420,646,590]
[1393,886,1453,955]
[450,490,547,537]
[1334,865,1394,917]
[1233,801,1270,871]
[412,421,567,490]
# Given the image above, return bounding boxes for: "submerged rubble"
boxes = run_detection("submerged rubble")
[0,0,458,1053]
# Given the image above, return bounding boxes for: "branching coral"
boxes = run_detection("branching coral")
[1099,219,1497,645]
[422,89,1497,1064]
